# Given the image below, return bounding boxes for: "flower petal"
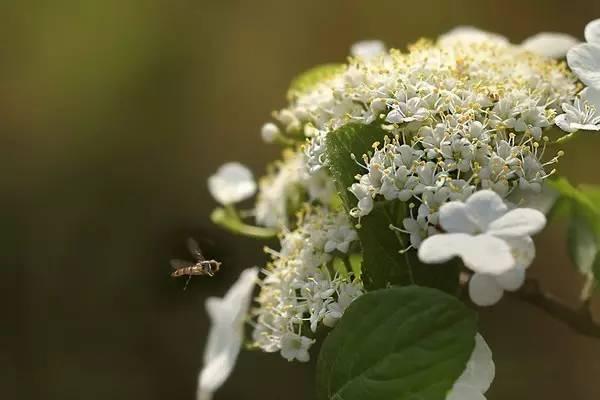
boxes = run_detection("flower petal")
[450,333,495,394]
[487,208,546,237]
[507,185,559,215]
[350,40,386,60]
[555,113,578,133]
[567,43,600,90]
[469,334,495,392]
[208,162,257,205]
[198,268,258,400]
[495,266,526,291]
[445,384,487,400]
[581,87,600,110]
[439,201,479,234]
[584,18,600,45]
[503,236,535,270]
[439,26,508,46]
[521,32,579,58]
[418,233,514,274]
[469,273,504,306]
[465,190,508,230]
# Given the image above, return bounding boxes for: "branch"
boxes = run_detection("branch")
[510,279,600,339]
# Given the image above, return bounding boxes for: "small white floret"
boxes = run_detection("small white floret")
[208,162,257,205]
[260,122,280,143]
[350,40,386,60]
[520,32,579,58]
[438,26,508,46]
[280,333,315,362]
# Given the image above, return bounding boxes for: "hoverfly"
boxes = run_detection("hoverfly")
[170,237,222,289]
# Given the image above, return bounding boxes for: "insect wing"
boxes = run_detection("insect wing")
[170,259,194,270]
[186,237,205,261]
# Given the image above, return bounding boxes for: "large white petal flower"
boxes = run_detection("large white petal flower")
[584,18,600,44]
[350,40,386,60]
[446,333,495,400]
[208,162,257,205]
[418,190,546,284]
[197,268,258,400]
[520,32,579,58]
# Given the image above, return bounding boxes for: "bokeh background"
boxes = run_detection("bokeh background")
[5,1,600,399]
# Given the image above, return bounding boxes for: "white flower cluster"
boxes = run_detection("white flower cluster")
[255,150,336,228]
[349,122,557,249]
[315,39,575,247]
[269,34,577,175]
[252,206,363,361]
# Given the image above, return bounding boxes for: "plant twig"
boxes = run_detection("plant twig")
[510,279,600,338]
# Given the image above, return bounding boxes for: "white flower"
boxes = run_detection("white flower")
[254,151,336,228]
[520,32,579,58]
[567,18,600,90]
[440,26,577,59]
[555,87,600,132]
[324,222,358,253]
[255,153,304,228]
[197,268,258,400]
[349,179,375,218]
[586,19,600,44]
[280,332,315,362]
[208,162,257,205]
[403,217,431,248]
[438,26,508,46]
[507,184,559,215]
[418,190,546,279]
[350,40,386,60]
[446,333,495,400]
[260,122,280,143]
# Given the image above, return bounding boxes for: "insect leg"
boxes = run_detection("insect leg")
[183,275,192,291]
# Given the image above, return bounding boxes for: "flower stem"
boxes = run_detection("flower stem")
[211,206,277,239]
[553,131,578,145]
[511,279,600,338]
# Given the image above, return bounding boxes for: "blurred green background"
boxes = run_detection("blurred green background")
[4,0,600,399]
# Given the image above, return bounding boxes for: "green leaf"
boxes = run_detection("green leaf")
[568,209,598,276]
[548,178,597,215]
[325,123,459,292]
[359,201,413,288]
[210,207,277,239]
[287,64,345,101]
[316,286,477,400]
[325,124,410,288]
[550,178,600,286]
[325,123,386,210]
[332,253,363,279]
[579,184,600,211]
